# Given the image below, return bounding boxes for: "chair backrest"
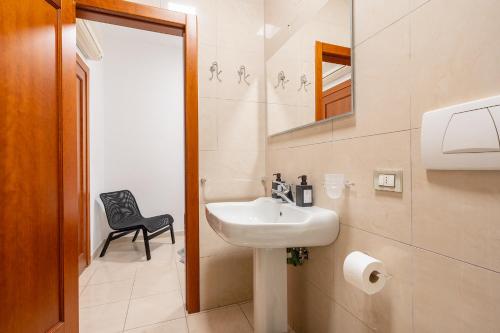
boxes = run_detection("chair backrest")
[99,190,143,230]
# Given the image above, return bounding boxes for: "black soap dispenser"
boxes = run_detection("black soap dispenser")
[272,173,282,199]
[296,175,313,207]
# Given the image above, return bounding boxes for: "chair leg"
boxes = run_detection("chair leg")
[143,228,151,260]
[132,229,140,242]
[169,225,175,244]
[100,233,113,257]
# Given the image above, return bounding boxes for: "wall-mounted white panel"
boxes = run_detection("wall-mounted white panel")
[442,108,499,154]
[489,105,500,129]
[421,95,500,170]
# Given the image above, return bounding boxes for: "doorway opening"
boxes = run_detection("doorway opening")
[75,0,199,315]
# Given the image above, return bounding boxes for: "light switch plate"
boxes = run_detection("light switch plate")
[373,169,403,192]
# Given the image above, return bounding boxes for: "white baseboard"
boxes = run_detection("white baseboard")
[92,239,106,261]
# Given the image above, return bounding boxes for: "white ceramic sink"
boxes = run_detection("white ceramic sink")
[205,197,339,333]
[205,197,339,248]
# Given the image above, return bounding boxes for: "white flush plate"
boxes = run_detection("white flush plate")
[421,95,500,170]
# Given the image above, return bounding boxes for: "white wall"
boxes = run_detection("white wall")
[84,51,110,254]
[87,23,185,253]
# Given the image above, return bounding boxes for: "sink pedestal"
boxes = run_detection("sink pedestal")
[253,248,288,333]
[205,198,340,332]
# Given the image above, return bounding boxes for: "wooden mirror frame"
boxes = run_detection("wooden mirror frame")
[315,41,352,121]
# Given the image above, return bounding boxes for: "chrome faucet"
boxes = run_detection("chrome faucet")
[272,181,294,204]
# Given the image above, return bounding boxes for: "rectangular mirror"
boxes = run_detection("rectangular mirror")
[265,0,353,136]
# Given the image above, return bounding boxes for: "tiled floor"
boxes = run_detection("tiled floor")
[79,233,254,332]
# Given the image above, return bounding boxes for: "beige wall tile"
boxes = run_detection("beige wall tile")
[200,179,265,203]
[199,204,245,257]
[266,44,300,107]
[266,147,293,194]
[331,131,412,243]
[160,0,217,45]
[199,44,217,98]
[199,251,253,310]
[289,141,334,208]
[268,119,333,149]
[288,278,333,333]
[200,150,265,181]
[287,264,307,331]
[199,256,221,310]
[354,0,410,45]
[216,100,266,151]
[216,0,264,53]
[413,248,500,333]
[332,225,413,333]
[217,46,265,103]
[303,245,334,297]
[288,277,374,333]
[330,301,374,333]
[267,104,299,136]
[290,119,333,147]
[199,98,217,151]
[410,0,430,10]
[333,17,411,140]
[410,0,500,128]
[216,251,253,306]
[412,129,500,272]
[267,131,295,151]
[199,149,266,202]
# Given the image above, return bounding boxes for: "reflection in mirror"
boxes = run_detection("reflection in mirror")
[316,42,351,121]
[265,0,353,136]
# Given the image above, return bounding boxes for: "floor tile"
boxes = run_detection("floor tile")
[80,240,189,332]
[125,290,185,330]
[89,263,138,285]
[175,260,186,302]
[239,302,254,328]
[187,305,253,333]
[124,318,188,332]
[79,265,96,286]
[80,301,129,333]
[132,262,180,299]
[80,279,134,308]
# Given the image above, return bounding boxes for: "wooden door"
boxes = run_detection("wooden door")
[76,54,90,274]
[322,79,352,119]
[0,0,78,331]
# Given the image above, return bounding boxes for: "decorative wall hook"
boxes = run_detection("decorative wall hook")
[298,74,312,92]
[274,70,289,89]
[237,65,251,85]
[209,61,222,82]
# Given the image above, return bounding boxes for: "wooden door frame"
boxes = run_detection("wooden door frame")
[71,0,200,313]
[315,41,351,121]
[76,53,91,271]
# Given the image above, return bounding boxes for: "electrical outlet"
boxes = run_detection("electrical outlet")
[378,174,395,187]
[374,169,402,192]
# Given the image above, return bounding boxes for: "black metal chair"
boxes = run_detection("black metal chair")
[99,190,175,260]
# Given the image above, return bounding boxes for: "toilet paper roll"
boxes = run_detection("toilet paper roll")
[343,251,386,295]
